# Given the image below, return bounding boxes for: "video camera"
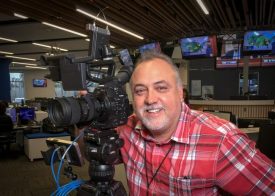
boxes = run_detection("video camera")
[40,23,134,195]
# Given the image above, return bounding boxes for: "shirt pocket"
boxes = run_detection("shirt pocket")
[169,176,215,195]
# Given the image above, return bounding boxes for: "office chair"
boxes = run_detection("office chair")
[256,124,275,160]
[0,132,12,153]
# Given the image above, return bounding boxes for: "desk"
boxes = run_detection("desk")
[240,127,260,134]
[13,125,42,146]
[24,132,71,161]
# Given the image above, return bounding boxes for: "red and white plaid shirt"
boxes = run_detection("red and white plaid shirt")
[117,103,275,195]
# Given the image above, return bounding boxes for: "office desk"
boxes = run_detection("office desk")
[24,132,71,161]
[240,127,260,134]
[13,125,42,146]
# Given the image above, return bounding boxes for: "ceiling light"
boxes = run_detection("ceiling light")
[32,43,68,52]
[6,55,36,61]
[12,62,37,66]
[0,51,14,55]
[85,38,115,48]
[0,37,18,43]
[196,0,209,15]
[42,22,87,37]
[25,66,47,70]
[76,8,144,40]
[14,13,28,19]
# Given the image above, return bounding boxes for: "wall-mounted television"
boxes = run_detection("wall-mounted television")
[220,42,241,59]
[179,35,217,58]
[243,30,275,55]
[262,55,275,67]
[139,42,161,54]
[32,79,47,87]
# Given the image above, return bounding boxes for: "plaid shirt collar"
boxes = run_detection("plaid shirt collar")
[133,102,191,144]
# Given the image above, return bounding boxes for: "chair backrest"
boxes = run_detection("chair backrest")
[257,124,275,160]
[0,132,11,144]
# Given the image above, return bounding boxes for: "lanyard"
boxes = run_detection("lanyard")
[144,141,174,196]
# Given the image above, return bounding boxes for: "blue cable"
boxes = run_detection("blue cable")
[52,179,85,196]
[50,147,61,187]
[51,128,86,195]
[56,130,85,185]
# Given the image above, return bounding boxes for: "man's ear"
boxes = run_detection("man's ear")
[178,87,183,101]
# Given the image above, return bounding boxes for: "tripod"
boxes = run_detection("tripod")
[77,128,127,196]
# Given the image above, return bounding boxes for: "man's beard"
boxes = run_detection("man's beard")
[136,104,170,133]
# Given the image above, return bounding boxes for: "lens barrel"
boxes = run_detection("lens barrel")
[47,95,98,126]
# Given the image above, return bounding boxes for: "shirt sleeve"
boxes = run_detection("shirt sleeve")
[216,131,275,195]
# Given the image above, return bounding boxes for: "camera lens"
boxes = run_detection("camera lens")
[48,97,81,126]
[47,95,100,127]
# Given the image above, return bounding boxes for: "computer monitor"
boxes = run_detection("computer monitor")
[237,118,271,128]
[6,107,17,124]
[203,110,232,122]
[18,107,35,125]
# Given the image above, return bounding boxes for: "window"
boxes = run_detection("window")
[54,82,78,97]
[10,72,25,102]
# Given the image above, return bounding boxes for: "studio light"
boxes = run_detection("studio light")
[0,51,14,55]
[0,36,18,43]
[6,55,36,61]
[25,66,47,70]
[12,62,37,66]
[196,0,209,15]
[32,43,68,52]
[14,13,28,19]
[42,22,87,37]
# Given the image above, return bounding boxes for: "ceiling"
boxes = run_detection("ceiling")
[0,0,275,70]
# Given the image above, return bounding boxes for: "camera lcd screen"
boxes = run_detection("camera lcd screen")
[119,49,133,67]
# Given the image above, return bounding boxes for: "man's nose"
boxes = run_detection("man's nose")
[145,90,158,104]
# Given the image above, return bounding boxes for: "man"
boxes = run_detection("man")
[117,52,274,195]
[0,101,13,153]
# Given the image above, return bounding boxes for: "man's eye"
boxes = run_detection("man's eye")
[157,86,168,92]
[135,89,146,95]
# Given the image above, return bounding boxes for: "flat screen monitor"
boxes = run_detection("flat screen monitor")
[18,107,35,125]
[179,35,217,58]
[216,42,241,69]
[139,42,161,54]
[243,30,275,55]
[262,55,275,67]
[119,49,134,67]
[221,42,242,59]
[6,108,17,124]
[32,79,47,87]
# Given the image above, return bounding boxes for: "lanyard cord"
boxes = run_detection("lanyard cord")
[144,141,174,196]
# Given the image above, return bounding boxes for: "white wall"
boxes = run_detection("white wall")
[24,70,55,99]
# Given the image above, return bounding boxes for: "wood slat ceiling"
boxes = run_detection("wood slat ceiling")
[0,0,275,57]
